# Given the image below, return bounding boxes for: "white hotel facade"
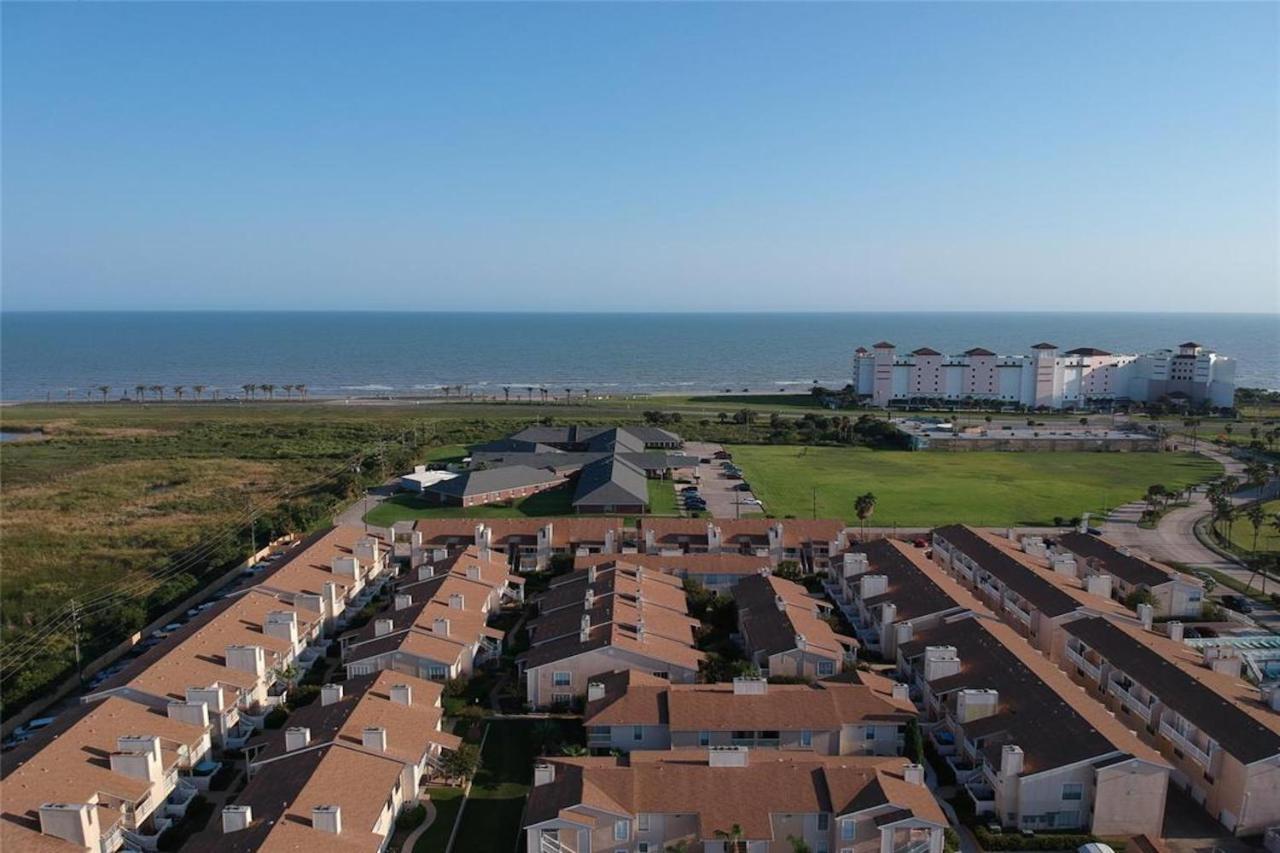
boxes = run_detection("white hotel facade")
[852,341,1236,410]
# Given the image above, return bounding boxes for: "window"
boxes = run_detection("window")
[552,671,572,687]
[633,725,644,742]
[817,814,829,831]
[698,730,710,746]
[800,729,813,748]
[638,814,650,832]
[427,665,447,680]
[552,692,572,706]
[1061,783,1083,801]
[842,818,855,840]
[865,727,877,740]
[638,845,651,853]
[652,671,668,679]
[817,660,835,676]
[614,819,631,841]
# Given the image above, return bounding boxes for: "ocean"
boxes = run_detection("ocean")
[1,311,1276,402]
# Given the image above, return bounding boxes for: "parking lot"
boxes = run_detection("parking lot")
[681,441,763,519]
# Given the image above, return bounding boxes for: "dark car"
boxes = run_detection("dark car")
[681,486,700,493]
[733,483,751,491]
[1220,595,1254,614]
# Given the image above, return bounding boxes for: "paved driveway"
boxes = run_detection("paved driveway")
[683,441,763,519]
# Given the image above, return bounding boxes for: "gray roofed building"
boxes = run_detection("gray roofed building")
[572,455,649,512]
[421,465,562,507]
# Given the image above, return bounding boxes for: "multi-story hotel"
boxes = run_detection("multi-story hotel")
[852,341,1236,409]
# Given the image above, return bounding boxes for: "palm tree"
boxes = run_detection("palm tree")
[854,492,877,541]
[211,387,220,401]
[526,385,534,403]
[1246,502,1266,553]
[172,385,185,401]
[564,388,572,404]
[134,384,146,401]
[260,383,275,400]
[502,386,510,403]
[97,385,110,402]
[192,384,205,401]
[1245,461,1270,499]
[282,384,294,400]
[150,384,165,401]
[717,412,729,424]
[1184,417,1200,451]
[296,383,307,400]
[713,824,746,853]
[242,384,255,400]
[584,387,591,402]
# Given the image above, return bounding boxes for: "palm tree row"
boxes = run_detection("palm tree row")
[76,383,309,402]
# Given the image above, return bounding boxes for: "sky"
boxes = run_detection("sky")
[2,2,1277,313]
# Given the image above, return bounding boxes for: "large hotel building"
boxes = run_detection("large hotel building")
[852,341,1236,409]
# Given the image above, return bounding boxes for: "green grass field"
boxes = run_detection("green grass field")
[413,788,463,853]
[1226,499,1280,554]
[729,445,1222,527]
[647,478,680,514]
[363,484,576,525]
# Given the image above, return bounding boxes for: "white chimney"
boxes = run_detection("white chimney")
[1000,744,1024,777]
[584,588,595,609]
[187,685,226,713]
[321,683,344,706]
[390,683,413,706]
[891,683,910,701]
[1087,573,1113,600]
[362,726,388,752]
[732,677,768,695]
[533,762,556,786]
[354,536,379,565]
[587,681,606,702]
[1137,602,1154,630]
[449,593,465,610]
[775,594,787,612]
[395,593,413,611]
[167,700,210,728]
[860,574,888,599]
[843,551,869,578]
[110,736,163,784]
[417,565,435,582]
[636,620,646,641]
[709,746,750,767]
[706,523,722,553]
[264,611,299,646]
[295,592,324,613]
[903,763,925,785]
[1050,554,1078,577]
[374,618,394,637]
[1167,621,1184,643]
[221,805,253,834]
[579,613,591,642]
[1021,536,1046,558]
[332,555,360,578]
[587,565,598,583]
[474,523,492,554]
[225,644,266,677]
[312,805,342,835]
[923,646,961,681]
[956,689,999,723]
[433,617,451,637]
[794,633,806,651]
[39,803,100,848]
[285,726,311,751]
[1203,646,1242,678]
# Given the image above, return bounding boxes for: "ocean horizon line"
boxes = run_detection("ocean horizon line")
[3,308,1276,317]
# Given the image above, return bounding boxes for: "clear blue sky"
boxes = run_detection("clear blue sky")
[3,2,1276,313]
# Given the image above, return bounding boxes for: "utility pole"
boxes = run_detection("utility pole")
[70,599,84,688]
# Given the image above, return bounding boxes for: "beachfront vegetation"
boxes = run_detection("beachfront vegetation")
[729,444,1222,527]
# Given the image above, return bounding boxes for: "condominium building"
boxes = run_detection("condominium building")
[830,539,971,658]
[576,551,773,595]
[897,611,1171,837]
[639,518,849,572]
[1,697,213,852]
[409,517,624,571]
[519,560,704,708]
[524,750,948,853]
[853,341,1236,409]
[737,572,857,679]
[342,546,521,681]
[583,669,915,755]
[1038,532,1204,618]
[1054,617,1280,835]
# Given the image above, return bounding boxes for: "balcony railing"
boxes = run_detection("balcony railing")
[965,779,996,814]
[1064,646,1101,681]
[1003,598,1032,625]
[1158,721,1213,766]
[1108,680,1152,723]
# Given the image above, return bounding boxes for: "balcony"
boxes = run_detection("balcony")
[1064,646,1101,682]
[928,728,957,757]
[586,727,612,747]
[1107,680,1153,723]
[160,782,198,819]
[1158,721,1213,767]
[964,779,996,815]
[1003,598,1032,626]
[946,754,981,783]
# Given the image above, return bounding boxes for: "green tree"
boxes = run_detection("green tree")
[1246,502,1266,553]
[442,743,481,783]
[714,823,746,853]
[854,492,877,541]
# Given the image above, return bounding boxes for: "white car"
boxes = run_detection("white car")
[741,498,763,506]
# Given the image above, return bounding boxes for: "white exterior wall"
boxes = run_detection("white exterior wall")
[853,344,1236,409]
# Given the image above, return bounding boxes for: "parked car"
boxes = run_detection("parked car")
[912,538,928,548]
[1220,594,1254,614]
[740,498,763,507]
[680,486,700,494]
[733,483,751,491]
[724,472,743,480]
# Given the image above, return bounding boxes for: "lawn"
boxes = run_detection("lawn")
[413,787,464,853]
[647,478,680,515]
[1226,499,1280,554]
[729,445,1222,527]
[451,718,582,853]
[364,485,576,525]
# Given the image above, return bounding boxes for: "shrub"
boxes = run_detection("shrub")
[289,684,321,708]
[395,803,427,832]
[263,706,289,729]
